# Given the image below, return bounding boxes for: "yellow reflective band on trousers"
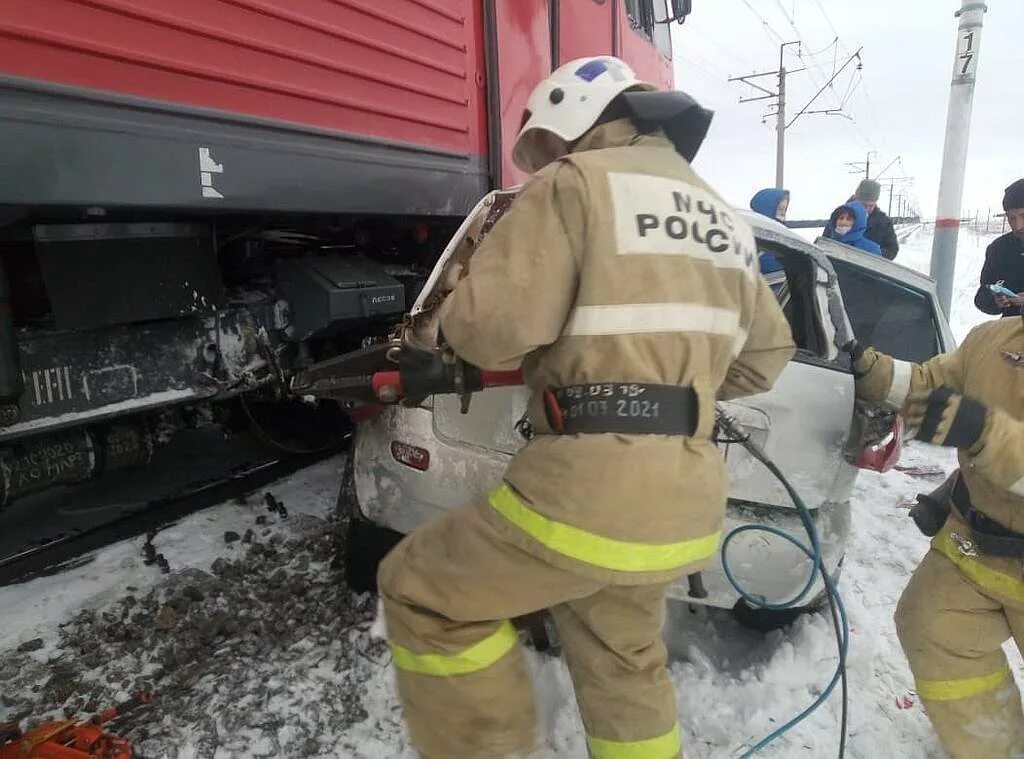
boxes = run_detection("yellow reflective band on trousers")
[489,484,721,573]
[934,531,1024,603]
[587,723,682,759]
[916,668,1011,702]
[389,620,517,676]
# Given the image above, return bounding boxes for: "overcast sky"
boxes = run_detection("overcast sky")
[670,0,1023,222]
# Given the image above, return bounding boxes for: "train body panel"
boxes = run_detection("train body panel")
[0,0,487,216]
[0,0,680,507]
[0,0,482,153]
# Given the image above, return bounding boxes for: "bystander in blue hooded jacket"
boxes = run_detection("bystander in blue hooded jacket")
[823,201,883,256]
[749,188,789,274]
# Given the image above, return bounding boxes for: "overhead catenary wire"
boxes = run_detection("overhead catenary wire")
[798,35,840,59]
[729,0,884,178]
[787,46,863,129]
[796,37,878,152]
[676,54,740,99]
[772,0,884,159]
[805,0,888,154]
[773,0,848,115]
[740,0,787,44]
[838,70,862,109]
[813,0,841,40]
[697,28,766,74]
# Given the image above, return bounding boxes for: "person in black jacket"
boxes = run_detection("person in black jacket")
[852,179,900,260]
[975,178,1024,317]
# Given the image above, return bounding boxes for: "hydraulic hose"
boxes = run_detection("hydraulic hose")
[716,409,849,759]
[357,364,851,756]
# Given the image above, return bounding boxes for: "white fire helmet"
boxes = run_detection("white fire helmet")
[512,56,656,174]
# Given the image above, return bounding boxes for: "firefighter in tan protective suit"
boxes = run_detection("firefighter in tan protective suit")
[377,57,796,758]
[852,318,1024,759]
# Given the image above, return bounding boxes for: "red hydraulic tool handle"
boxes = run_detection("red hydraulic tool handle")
[371,369,524,401]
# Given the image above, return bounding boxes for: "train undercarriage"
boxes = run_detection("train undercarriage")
[0,210,458,510]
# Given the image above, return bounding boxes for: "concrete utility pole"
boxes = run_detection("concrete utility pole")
[931,0,988,317]
[730,44,863,188]
[846,151,877,181]
[875,177,912,215]
[776,60,786,188]
[729,41,801,188]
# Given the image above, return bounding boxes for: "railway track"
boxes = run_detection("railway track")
[0,445,343,587]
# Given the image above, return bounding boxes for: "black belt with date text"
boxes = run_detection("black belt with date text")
[543,383,698,436]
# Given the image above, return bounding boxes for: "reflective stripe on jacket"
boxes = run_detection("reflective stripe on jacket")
[439,118,795,583]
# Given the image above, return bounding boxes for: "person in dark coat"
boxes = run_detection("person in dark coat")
[852,179,900,260]
[824,201,883,256]
[749,187,789,275]
[975,178,1024,318]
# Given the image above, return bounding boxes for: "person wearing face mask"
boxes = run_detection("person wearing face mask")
[749,188,789,276]
[823,201,883,255]
[975,178,1024,318]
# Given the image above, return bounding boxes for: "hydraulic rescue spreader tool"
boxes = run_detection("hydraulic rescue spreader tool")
[0,692,153,759]
[292,341,850,758]
[290,340,524,414]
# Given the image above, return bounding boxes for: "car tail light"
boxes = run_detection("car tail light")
[856,414,904,473]
[391,441,430,471]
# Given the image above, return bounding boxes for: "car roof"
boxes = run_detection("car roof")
[738,209,834,265]
[742,209,940,289]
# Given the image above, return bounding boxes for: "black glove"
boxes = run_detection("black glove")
[842,339,873,377]
[399,344,482,399]
[911,387,988,451]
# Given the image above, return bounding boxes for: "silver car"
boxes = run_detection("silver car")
[338,190,955,627]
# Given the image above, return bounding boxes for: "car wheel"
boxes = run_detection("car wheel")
[731,558,845,633]
[731,600,807,632]
[344,518,404,594]
[334,456,405,594]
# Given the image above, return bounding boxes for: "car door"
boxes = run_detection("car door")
[715,231,856,511]
[818,240,957,357]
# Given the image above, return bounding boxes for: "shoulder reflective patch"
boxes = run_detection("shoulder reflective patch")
[489,484,721,572]
[389,620,517,676]
[587,723,682,759]
[915,667,1010,702]
[607,173,757,275]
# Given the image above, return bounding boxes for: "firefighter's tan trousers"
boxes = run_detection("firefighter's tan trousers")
[377,500,684,759]
[896,540,1024,759]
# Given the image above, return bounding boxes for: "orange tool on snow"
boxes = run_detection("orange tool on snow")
[0,692,153,759]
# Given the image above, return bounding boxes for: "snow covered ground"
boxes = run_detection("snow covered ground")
[0,450,984,758]
[1,228,1015,758]
[3,448,969,758]
[894,224,995,343]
